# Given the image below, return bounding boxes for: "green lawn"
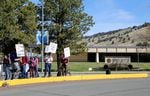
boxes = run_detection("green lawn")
[39,62,150,72]
[132,62,150,71]
[39,62,104,72]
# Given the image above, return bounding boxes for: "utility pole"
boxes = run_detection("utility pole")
[41,0,44,73]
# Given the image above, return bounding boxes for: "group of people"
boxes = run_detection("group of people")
[2,53,39,80]
[44,53,70,77]
[2,52,69,80]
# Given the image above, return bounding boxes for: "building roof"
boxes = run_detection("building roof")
[88,45,150,48]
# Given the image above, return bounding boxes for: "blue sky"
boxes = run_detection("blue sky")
[31,0,150,36]
[84,0,150,35]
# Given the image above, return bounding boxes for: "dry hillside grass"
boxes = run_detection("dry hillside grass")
[84,23,150,47]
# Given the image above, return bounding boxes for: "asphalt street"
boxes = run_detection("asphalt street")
[0,76,150,96]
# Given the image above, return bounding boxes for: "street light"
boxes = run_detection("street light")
[41,0,44,73]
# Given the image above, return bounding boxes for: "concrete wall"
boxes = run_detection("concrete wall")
[70,53,87,62]
[53,53,87,62]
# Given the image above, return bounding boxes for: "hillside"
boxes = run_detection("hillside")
[84,23,150,47]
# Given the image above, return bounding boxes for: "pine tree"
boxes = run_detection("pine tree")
[40,0,94,75]
[0,0,37,54]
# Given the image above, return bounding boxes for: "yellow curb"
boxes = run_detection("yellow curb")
[0,73,148,87]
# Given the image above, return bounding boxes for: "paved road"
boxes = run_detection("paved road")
[0,77,150,96]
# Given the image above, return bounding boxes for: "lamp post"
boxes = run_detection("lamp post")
[41,0,44,73]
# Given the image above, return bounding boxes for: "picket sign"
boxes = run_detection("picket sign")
[15,44,25,57]
[64,47,70,58]
[45,42,57,53]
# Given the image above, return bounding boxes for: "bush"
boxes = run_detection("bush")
[128,64,133,70]
[103,64,108,69]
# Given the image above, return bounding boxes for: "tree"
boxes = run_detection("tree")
[111,41,114,44]
[42,0,94,76]
[122,38,126,43]
[0,0,37,54]
[131,39,134,43]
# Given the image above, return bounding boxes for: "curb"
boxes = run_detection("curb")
[0,73,148,87]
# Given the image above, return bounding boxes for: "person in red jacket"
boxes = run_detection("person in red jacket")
[60,54,69,76]
[20,56,28,78]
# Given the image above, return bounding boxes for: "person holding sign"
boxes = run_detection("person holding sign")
[9,50,19,80]
[44,53,53,77]
[3,55,11,80]
[60,54,69,76]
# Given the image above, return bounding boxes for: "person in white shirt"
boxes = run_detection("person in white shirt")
[44,53,53,77]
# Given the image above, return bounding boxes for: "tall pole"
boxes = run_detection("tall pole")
[96,48,99,63]
[41,0,44,73]
[138,50,139,71]
[137,48,140,71]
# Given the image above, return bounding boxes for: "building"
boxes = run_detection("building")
[28,44,150,62]
[88,46,150,63]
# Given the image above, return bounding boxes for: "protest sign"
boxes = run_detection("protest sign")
[64,47,70,58]
[45,42,57,53]
[15,44,25,57]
